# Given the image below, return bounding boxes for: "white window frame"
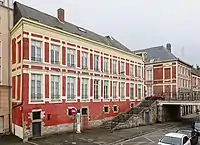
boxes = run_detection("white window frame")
[103,80,109,100]
[94,79,100,100]
[130,83,134,100]
[120,82,125,100]
[146,86,153,97]
[94,55,99,71]
[104,57,109,73]
[137,66,142,78]
[113,81,118,100]
[51,44,60,64]
[82,52,88,69]
[120,61,125,74]
[138,84,142,99]
[67,77,76,101]
[67,48,75,68]
[30,74,43,102]
[113,105,119,113]
[103,105,110,114]
[31,39,42,62]
[146,69,153,81]
[81,78,89,101]
[51,75,61,101]
[112,60,117,74]
[130,64,134,77]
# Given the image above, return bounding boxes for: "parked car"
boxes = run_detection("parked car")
[158,132,192,145]
[194,122,200,136]
[145,94,165,100]
[176,129,198,145]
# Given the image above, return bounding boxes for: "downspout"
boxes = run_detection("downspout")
[7,0,11,133]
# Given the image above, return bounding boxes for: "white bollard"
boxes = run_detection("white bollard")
[76,112,81,133]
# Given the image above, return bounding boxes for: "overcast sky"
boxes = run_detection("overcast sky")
[16,0,200,66]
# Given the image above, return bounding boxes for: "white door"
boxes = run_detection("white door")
[0,117,3,133]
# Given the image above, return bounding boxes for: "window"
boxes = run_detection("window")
[82,78,89,100]
[183,136,189,144]
[120,62,125,73]
[82,52,88,69]
[31,40,42,62]
[113,60,117,74]
[137,66,142,78]
[104,57,109,73]
[51,44,59,64]
[51,75,60,101]
[67,48,75,67]
[130,64,134,77]
[130,103,134,108]
[146,70,152,81]
[138,84,142,99]
[113,82,117,100]
[104,106,109,113]
[81,108,88,115]
[130,83,134,100]
[113,105,118,112]
[94,79,100,100]
[121,82,125,100]
[67,77,75,101]
[104,80,109,100]
[146,86,152,97]
[31,74,42,102]
[32,111,41,120]
[94,55,99,71]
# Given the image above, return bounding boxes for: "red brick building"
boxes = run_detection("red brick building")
[11,2,144,140]
[134,43,192,98]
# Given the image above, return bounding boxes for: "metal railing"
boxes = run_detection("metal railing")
[146,91,200,101]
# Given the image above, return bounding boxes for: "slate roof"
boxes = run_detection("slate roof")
[133,45,177,62]
[192,68,200,77]
[13,2,131,53]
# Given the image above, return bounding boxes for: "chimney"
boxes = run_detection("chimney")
[57,8,65,22]
[166,43,171,52]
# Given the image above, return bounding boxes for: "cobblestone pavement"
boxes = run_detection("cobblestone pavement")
[0,120,195,145]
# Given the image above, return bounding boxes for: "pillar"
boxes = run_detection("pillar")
[180,106,183,117]
[158,105,163,122]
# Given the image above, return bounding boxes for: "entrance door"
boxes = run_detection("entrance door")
[0,117,3,133]
[32,122,41,137]
[145,111,150,124]
[81,107,89,130]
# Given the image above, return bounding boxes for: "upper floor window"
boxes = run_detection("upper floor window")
[113,60,117,74]
[146,70,152,81]
[120,82,125,100]
[138,84,142,99]
[146,86,152,97]
[31,74,42,102]
[31,40,42,62]
[67,77,75,101]
[81,78,89,100]
[94,55,99,71]
[104,57,109,73]
[94,79,100,100]
[82,52,88,69]
[51,44,59,64]
[130,83,134,100]
[67,48,75,68]
[130,64,134,77]
[113,81,117,100]
[137,66,142,78]
[120,62,125,73]
[51,75,60,101]
[104,80,109,100]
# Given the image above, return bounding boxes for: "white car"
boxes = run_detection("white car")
[158,133,191,145]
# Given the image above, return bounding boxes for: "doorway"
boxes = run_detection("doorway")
[81,107,89,130]
[145,111,150,125]
[32,122,41,137]
[0,116,4,134]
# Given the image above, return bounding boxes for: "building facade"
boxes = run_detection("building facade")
[11,2,144,140]
[191,67,200,91]
[0,0,13,134]
[134,43,192,98]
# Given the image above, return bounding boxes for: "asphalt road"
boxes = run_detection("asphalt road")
[117,125,199,145]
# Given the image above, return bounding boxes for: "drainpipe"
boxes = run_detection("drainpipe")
[7,0,11,133]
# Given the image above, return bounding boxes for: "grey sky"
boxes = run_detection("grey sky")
[16,0,200,65]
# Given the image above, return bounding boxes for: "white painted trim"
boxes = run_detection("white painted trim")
[66,75,78,102]
[112,105,119,113]
[80,77,90,102]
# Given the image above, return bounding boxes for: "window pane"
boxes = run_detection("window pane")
[51,49,54,63]
[55,51,59,64]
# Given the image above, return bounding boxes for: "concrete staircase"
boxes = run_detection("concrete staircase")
[100,100,155,132]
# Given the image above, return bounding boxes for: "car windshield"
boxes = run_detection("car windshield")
[160,136,182,145]
[177,130,191,137]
